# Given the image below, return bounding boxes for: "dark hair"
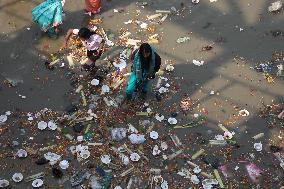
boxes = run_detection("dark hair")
[139,43,152,70]
[78,27,95,40]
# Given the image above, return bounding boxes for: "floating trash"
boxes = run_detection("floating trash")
[79,150,90,159]
[75,144,88,152]
[16,149,27,158]
[32,179,43,188]
[177,168,190,178]
[161,180,169,189]
[69,146,77,155]
[165,64,174,72]
[146,107,152,113]
[252,133,264,140]
[144,102,149,107]
[215,135,224,141]
[171,6,177,12]
[89,176,102,189]
[164,83,170,88]
[4,76,23,87]
[193,114,199,118]
[91,79,100,86]
[245,163,262,183]
[44,152,61,164]
[150,131,159,140]
[77,136,84,142]
[254,142,262,152]
[127,124,138,134]
[191,175,200,184]
[140,22,148,29]
[277,64,283,76]
[180,97,194,112]
[224,131,234,140]
[0,179,9,188]
[155,114,165,122]
[202,45,213,51]
[193,166,201,174]
[111,128,127,141]
[209,140,227,145]
[114,186,123,189]
[101,155,111,164]
[152,145,161,156]
[161,142,168,150]
[255,63,272,73]
[268,1,283,12]
[113,59,127,71]
[59,160,69,169]
[117,146,126,153]
[37,121,47,130]
[239,109,250,117]
[12,173,23,182]
[168,117,177,125]
[121,155,130,165]
[158,87,169,94]
[192,0,200,4]
[59,63,65,67]
[101,85,110,94]
[86,109,97,120]
[154,175,164,183]
[0,115,8,124]
[12,141,19,146]
[128,134,145,144]
[130,153,140,162]
[47,121,57,130]
[176,36,190,43]
[202,179,219,189]
[192,60,204,66]
[5,111,11,115]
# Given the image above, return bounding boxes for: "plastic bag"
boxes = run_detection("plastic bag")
[111,128,127,141]
[128,134,145,144]
[90,176,102,189]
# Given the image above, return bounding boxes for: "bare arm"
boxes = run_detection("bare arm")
[98,39,105,51]
[130,49,138,61]
[63,29,74,48]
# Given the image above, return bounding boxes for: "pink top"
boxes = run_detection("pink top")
[73,29,103,51]
[81,34,103,51]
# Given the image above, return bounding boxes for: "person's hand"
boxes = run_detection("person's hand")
[100,47,105,53]
[61,0,65,6]
[53,22,60,27]
[98,43,105,53]
[62,42,67,49]
[86,59,93,65]
[55,27,60,34]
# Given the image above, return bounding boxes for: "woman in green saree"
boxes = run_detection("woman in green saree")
[32,0,65,37]
[126,43,161,100]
